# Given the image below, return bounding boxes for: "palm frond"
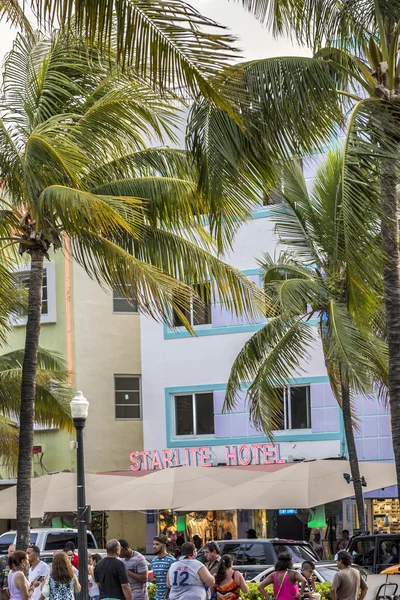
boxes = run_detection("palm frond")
[29,0,242,106]
[0,1,33,38]
[187,98,273,250]
[234,0,400,51]
[38,185,146,240]
[239,57,343,157]
[87,148,194,185]
[341,98,391,287]
[269,162,320,264]
[0,348,73,431]
[323,300,379,395]
[131,225,267,321]
[0,415,19,470]
[225,316,314,436]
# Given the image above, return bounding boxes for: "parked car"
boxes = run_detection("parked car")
[0,528,98,554]
[347,533,400,574]
[249,561,370,583]
[197,539,319,580]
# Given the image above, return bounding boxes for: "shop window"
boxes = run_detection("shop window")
[13,263,56,325]
[174,392,214,437]
[173,284,212,327]
[276,386,311,430]
[113,286,138,313]
[114,375,142,420]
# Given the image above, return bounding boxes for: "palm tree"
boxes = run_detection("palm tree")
[0,0,244,111]
[0,31,265,549]
[225,151,388,532]
[0,347,72,470]
[217,0,400,533]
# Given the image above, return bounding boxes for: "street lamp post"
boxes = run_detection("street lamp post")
[71,391,89,600]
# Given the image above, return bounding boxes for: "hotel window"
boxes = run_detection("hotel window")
[114,375,142,420]
[276,386,311,430]
[13,262,56,325]
[174,392,214,436]
[173,284,211,327]
[113,286,138,313]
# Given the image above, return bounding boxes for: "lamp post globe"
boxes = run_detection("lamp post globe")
[70,391,89,421]
[71,391,89,600]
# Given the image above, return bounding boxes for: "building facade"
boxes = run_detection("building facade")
[138,154,397,548]
[0,249,146,545]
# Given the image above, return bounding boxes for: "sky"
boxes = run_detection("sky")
[0,0,311,65]
[189,0,311,60]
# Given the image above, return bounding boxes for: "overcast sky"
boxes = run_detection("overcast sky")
[0,0,311,65]
[190,0,311,60]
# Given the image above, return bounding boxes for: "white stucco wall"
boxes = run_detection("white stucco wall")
[140,215,332,458]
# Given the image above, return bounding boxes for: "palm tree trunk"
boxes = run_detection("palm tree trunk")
[341,380,366,532]
[16,249,44,549]
[381,162,400,508]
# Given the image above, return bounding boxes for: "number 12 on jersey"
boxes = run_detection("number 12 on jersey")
[172,571,190,586]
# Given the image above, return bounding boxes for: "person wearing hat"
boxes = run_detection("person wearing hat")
[167,542,214,600]
[246,529,257,539]
[152,535,176,600]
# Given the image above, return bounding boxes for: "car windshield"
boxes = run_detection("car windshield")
[0,533,38,554]
[316,566,339,582]
[274,544,318,563]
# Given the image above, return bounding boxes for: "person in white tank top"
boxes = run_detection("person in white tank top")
[167,543,215,600]
[7,551,30,600]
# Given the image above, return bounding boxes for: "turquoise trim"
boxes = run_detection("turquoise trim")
[250,208,273,219]
[167,433,341,448]
[165,377,339,447]
[164,322,264,339]
[164,318,320,339]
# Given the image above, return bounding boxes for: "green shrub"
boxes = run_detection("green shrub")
[148,583,156,600]
[240,581,331,600]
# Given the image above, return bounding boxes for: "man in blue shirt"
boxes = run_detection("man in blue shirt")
[152,535,176,600]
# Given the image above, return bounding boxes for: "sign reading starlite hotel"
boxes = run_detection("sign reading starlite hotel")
[129,443,286,471]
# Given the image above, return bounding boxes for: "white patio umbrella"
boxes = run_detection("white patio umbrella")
[0,472,141,518]
[0,460,395,517]
[179,460,397,510]
[0,466,265,517]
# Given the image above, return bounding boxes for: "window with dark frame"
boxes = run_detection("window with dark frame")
[113,287,138,313]
[173,284,212,327]
[17,270,48,316]
[114,375,141,420]
[174,392,214,436]
[275,385,311,430]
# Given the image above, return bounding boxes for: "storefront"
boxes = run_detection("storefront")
[145,509,267,551]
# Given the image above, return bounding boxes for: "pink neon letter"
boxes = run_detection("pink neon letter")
[174,449,180,466]
[200,447,212,467]
[262,443,274,465]
[189,448,199,466]
[129,451,140,471]
[139,451,150,470]
[238,445,252,466]
[151,450,162,470]
[162,449,174,469]
[225,445,237,466]
[251,444,263,465]
[274,443,286,463]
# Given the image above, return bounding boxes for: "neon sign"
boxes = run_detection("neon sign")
[129,443,286,471]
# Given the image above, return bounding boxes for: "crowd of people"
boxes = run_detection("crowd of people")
[0,532,367,600]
